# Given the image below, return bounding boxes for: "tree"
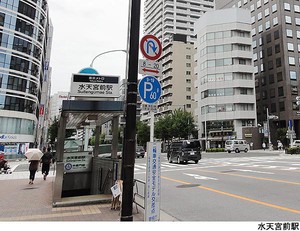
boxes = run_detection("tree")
[136,121,150,147]
[48,118,58,143]
[155,114,172,141]
[155,109,197,141]
[170,109,196,139]
[90,133,106,145]
[277,128,288,147]
[47,118,76,143]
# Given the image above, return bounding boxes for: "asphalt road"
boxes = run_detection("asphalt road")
[134,151,300,221]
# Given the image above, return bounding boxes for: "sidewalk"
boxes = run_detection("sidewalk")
[0,160,176,222]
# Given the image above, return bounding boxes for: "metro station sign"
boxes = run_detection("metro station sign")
[70,74,119,98]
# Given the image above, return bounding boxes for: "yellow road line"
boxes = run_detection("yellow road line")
[194,169,300,185]
[161,176,300,215]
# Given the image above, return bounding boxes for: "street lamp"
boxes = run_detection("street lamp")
[89,49,127,68]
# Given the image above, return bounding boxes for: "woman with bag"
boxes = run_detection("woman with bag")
[29,160,39,184]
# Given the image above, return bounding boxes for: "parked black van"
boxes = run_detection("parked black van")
[167,140,201,164]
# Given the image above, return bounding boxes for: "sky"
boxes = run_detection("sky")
[49,0,144,95]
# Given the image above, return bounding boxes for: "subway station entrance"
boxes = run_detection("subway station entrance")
[52,99,124,206]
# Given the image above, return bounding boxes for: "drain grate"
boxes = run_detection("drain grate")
[176,184,201,188]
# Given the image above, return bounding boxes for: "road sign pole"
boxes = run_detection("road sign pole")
[150,110,154,142]
[121,0,141,222]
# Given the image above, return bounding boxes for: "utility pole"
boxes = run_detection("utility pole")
[267,107,271,149]
[121,0,141,222]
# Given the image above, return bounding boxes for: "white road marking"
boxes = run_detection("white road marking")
[184,173,218,181]
[232,169,274,175]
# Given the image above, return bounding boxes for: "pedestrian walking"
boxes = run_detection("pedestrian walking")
[40,147,53,180]
[277,140,283,150]
[262,142,266,151]
[29,160,39,184]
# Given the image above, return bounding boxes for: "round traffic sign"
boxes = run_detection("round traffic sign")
[138,76,161,104]
[140,35,162,61]
[65,163,72,171]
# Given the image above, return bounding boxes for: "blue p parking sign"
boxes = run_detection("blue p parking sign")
[138,76,161,104]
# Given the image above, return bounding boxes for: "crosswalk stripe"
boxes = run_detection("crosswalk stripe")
[135,164,146,169]
[161,163,177,168]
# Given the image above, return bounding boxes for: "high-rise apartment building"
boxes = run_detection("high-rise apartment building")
[194,7,257,148]
[0,0,52,157]
[157,34,196,116]
[144,0,214,45]
[217,0,300,143]
[142,0,215,124]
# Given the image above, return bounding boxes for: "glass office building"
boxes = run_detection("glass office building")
[0,0,52,157]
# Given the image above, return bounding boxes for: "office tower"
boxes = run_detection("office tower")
[0,0,52,157]
[217,0,300,143]
[194,8,257,148]
[142,0,215,123]
[49,92,69,122]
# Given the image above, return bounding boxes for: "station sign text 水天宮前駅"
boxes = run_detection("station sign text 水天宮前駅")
[70,74,119,98]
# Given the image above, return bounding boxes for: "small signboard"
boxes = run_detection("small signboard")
[111,183,121,198]
[63,152,92,173]
[145,142,161,221]
[138,59,162,76]
[141,104,157,112]
[70,74,119,98]
[286,130,296,139]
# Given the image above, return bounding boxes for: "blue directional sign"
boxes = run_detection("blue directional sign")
[138,76,162,104]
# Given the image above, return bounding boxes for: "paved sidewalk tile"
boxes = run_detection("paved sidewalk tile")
[0,173,143,222]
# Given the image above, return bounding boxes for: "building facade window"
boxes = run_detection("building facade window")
[289,57,296,65]
[284,3,291,11]
[290,70,297,80]
[288,43,294,51]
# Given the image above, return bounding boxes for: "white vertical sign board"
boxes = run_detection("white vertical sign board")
[145,142,161,221]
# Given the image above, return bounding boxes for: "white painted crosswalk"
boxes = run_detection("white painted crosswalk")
[133,155,300,173]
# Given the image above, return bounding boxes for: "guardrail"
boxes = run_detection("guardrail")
[133,179,145,213]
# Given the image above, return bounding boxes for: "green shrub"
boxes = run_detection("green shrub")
[286,146,300,154]
[206,148,225,152]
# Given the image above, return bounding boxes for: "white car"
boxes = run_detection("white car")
[292,140,300,147]
[225,140,250,153]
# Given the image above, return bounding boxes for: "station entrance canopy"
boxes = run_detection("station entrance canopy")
[61,100,124,129]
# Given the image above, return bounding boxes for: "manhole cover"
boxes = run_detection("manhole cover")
[176,184,200,188]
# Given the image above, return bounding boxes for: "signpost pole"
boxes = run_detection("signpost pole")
[138,34,162,222]
[150,110,154,142]
[121,0,141,222]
